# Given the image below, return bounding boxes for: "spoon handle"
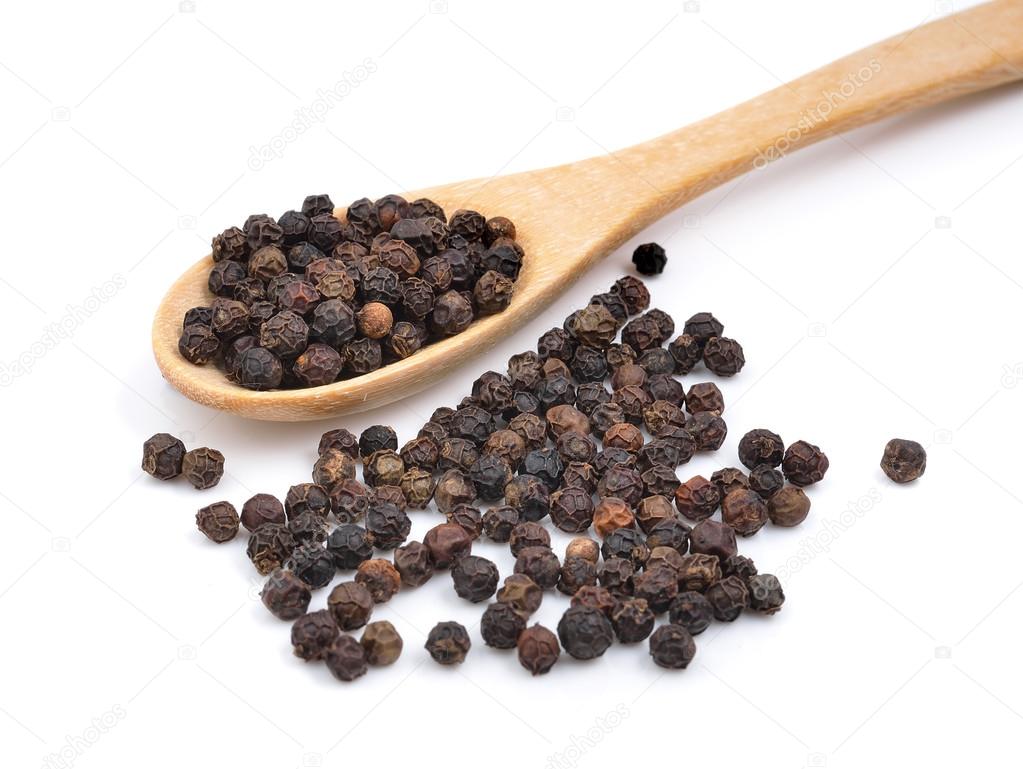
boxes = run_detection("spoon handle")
[578,0,1023,233]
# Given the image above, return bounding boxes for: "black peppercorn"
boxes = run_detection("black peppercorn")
[749,464,785,499]
[313,449,356,491]
[557,555,598,595]
[325,635,368,682]
[514,546,561,589]
[393,541,434,587]
[705,575,749,621]
[142,433,186,480]
[451,555,500,602]
[703,336,745,376]
[481,602,526,649]
[632,242,667,275]
[677,553,721,592]
[261,569,312,620]
[425,621,471,665]
[287,542,336,589]
[782,440,830,486]
[178,324,220,365]
[601,528,649,568]
[711,467,750,498]
[880,438,926,483]
[668,334,702,374]
[649,624,696,669]
[291,609,340,662]
[482,505,520,543]
[597,465,645,507]
[612,598,656,643]
[287,511,329,544]
[598,556,635,594]
[747,574,785,614]
[645,516,691,553]
[612,276,650,314]
[632,565,680,613]
[246,523,295,575]
[686,411,728,451]
[469,454,513,502]
[549,486,595,533]
[365,502,411,549]
[738,428,784,469]
[327,523,373,569]
[557,605,614,660]
[195,501,239,543]
[668,592,714,635]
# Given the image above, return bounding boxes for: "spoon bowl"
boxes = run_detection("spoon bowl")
[153,0,1023,420]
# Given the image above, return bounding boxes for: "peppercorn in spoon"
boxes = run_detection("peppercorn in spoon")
[153,0,1023,420]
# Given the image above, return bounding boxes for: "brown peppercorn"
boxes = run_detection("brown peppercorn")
[604,422,644,452]
[685,382,724,415]
[432,290,474,336]
[373,485,408,513]
[686,411,728,451]
[330,478,371,523]
[546,404,590,437]
[447,504,483,539]
[782,440,830,486]
[747,574,785,614]
[451,555,500,602]
[178,324,220,364]
[549,486,595,533]
[611,363,647,391]
[355,559,402,603]
[632,492,673,532]
[356,302,394,339]
[592,497,635,538]
[721,488,768,537]
[313,448,357,491]
[566,537,600,564]
[438,438,480,473]
[505,474,551,522]
[703,336,745,376]
[598,557,635,594]
[482,505,520,542]
[508,413,548,451]
[474,270,515,314]
[509,521,551,556]
[247,523,295,575]
[738,428,785,469]
[196,501,239,543]
[327,580,374,630]
[291,610,340,661]
[749,464,785,499]
[241,493,286,532]
[711,466,750,498]
[597,465,645,507]
[261,569,312,620]
[880,438,926,483]
[325,635,368,682]
[498,573,544,617]
[482,430,527,470]
[612,275,650,314]
[248,245,288,282]
[480,602,526,649]
[649,624,696,669]
[647,545,685,575]
[293,343,343,387]
[434,469,477,514]
[668,334,702,374]
[641,465,680,498]
[557,555,598,595]
[571,304,618,348]
[360,620,403,665]
[423,522,473,568]
[562,462,599,494]
[674,475,721,521]
[689,520,738,560]
[677,553,722,592]
[179,447,225,490]
[364,449,405,488]
[517,624,561,675]
[767,485,811,526]
[142,433,186,480]
[400,468,435,509]
[643,400,685,436]
[612,598,656,643]
[633,565,680,613]
[393,541,434,587]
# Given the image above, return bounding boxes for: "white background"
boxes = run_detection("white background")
[1,1,1021,767]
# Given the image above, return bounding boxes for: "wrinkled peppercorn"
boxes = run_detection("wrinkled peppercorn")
[358,620,403,666]
[247,523,295,575]
[612,598,656,643]
[261,569,312,620]
[601,528,649,568]
[597,465,645,507]
[782,440,829,486]
[598,556,635,594]
[721,489,768,536]
[481,602,526,649]
[451,555,500,602]
[749,464,785,499]
[557,605,614,660]
[424,522,473,568]
[549,486,595,533]
[686,411,728,451]
[325,635,368,682]
[517,624,560,675]
[196,501,239,543]
[142,433,186,480]
[712,467,750,498]
[364,502,410,549]
[880,438,926,483]
[649,624,696,669]
[327,581,374,631]
[722,554,757,582]
[592,497,634,538]
[767,485,810,527]
[557,555,598,595]
[705,575,749,621]
[738,428,784,469]
[668,592,714,634]
[514,546,561,589]
[612,275,650,314]
[633,565,680,613]
[635,494,676,534]
[179,447,225,490]
[498,573,544,617]
[632,242,667,275]
[287,542,335,589]
[354,558,401,603]
[313,449,357,491]
[504,474,551,522]
[703,336,745,376]
[483,505,520,542]
[291,610,340,661]
[425,621,471,665]
[674,475,721,521]
[327,523,373,569]
[747,574,785,614]
[676,553,721,592]
[689,520,737,560]
[509,521,552,556]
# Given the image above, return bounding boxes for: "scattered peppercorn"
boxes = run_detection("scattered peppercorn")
[481,602,527,649]
[705,575,749,621]
[360,620,404,665]
[880,438,926,483]
[649,624,696,669]
[425,621,471,665]
[632,242,667,275]
[195,501,239,543]
[668,592,714,635]
[291,610,340,662]
[142,433,186,480]
[327,581,374,631]
[557,605,614,660]
[325,635,368,682]
[261,569,312,620]
[782,440,830,486]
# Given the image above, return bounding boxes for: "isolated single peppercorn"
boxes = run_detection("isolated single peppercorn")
[721,489,768,537]
[423,522,473,568]
[514,546,561,589]
[689,520,738,560]
[557,605,614,660]
[291,610,340,662]
[425,621,471,665]
[195,501,239,543]
[286,542,335,590]
[880,438,926,483]
[767,485,811,526]
[360,620,403,666]
[738,428,784,469]
[782,440,830,486]
[327,524,373,569]
[632,242,667,275]
[598,556,635,594]
[686,411,728,451]
[451,555,500,602]
[674,475,721,521]
[142,433,186,480]
[705,575,749,621]
[261,569,312,620]
[355,558,401,603]
[325,635,368,682]
[676,553,721,592]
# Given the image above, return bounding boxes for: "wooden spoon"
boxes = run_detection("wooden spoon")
[153,0,1023,421]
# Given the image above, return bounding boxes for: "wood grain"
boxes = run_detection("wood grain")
[153,0,1023,421]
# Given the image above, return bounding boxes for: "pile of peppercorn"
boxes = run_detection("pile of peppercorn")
[179,194,523,390]
[180,274,831,681]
